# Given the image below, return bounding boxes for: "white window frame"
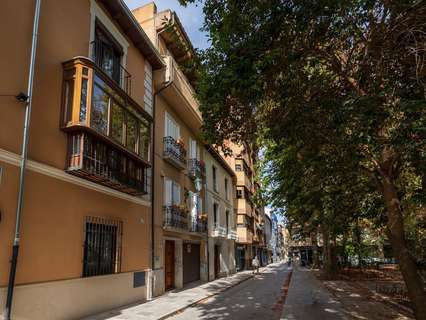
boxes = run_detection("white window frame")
[144,62,153,115]
[165,112,180,140]
[164,177,181,206]
[189,138,199,160]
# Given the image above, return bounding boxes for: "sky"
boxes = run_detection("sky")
[124,0,209,50]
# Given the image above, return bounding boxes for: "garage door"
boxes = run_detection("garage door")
[183,242,200,284]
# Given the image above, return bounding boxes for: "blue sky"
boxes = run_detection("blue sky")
[124,0,209,50]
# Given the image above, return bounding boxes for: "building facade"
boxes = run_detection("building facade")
[133,3,208,296]
[222,142,266,271]
[204,146,237,280]
[0,0,163,318]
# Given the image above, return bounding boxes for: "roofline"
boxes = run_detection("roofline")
[205,145,236,179]
[157,9,196,55]
[99,0,165,69]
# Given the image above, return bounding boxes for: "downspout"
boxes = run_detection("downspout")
[150,79,172,299]
[5,1,41,319]
[204,168,209,281]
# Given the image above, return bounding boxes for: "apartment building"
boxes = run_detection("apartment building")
[0,0,163,318]
[222,142,266,271]
[132,3,208,295]
[204,146,237,280]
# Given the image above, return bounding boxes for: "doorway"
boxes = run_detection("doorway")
[165,240,175,290]
[183,242,200,284]
[214,245,220,278]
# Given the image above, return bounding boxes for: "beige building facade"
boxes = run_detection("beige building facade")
[133,3,208,296]
[204,146,237,280]
[0,0,164,319]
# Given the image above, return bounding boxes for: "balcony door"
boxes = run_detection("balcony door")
[94,22,123,84]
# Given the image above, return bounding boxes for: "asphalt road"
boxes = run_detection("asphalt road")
[169,263,291,320]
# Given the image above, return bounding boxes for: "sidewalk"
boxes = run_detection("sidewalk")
[84,265,272,320]
[281,266,348,320]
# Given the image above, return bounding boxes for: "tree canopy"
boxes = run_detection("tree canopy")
[179,0,426,318]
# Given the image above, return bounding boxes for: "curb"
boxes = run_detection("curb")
[158,269,268,320]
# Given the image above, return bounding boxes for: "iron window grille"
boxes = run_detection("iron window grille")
[83,216,123,277]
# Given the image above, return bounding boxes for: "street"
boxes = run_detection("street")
[169,263,291,320]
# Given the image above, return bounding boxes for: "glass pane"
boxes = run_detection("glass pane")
[64,79,74,124]
[139,123,150,161]
[126,113,137,152]
[91,84,109,134]
[111,102,124,144]
[80,78,88,122]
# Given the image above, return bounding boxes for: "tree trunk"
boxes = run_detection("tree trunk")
[311,229,320,268]
[321,226,338,279]
[382,177,426,320]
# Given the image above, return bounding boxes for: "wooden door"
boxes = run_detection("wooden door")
[214,245,220,278]
[165,240,175,290]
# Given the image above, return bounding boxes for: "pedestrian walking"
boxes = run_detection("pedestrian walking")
[252,255,260,274]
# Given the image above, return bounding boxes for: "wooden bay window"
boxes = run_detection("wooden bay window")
[61,57,152,195]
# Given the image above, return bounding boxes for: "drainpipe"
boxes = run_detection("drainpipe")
[150,79,172,299]
[5,1,41,319]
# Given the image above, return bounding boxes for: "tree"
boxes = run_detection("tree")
[181,0,426,318]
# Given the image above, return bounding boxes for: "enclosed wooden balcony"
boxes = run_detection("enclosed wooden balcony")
[61,57,152,195]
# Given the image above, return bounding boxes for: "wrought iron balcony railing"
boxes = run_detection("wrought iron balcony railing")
[227,230,238,240]
[163,136,187,170]
[91,39,132,95]
[163,205,188,230]
[188,158,205,179]
[212,223,227,237]
[67,132,148,195]
[189,218,207,233]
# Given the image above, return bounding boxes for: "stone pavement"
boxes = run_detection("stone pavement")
[281,266,348,320]
[84,265,272,320]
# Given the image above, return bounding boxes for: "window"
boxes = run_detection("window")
[212,166,217,192]
[165,112,180,140]
[235,164,242,171]
[89,74,151,159]
[126,113,137,152]
[111,101,124,143]
[164,178,181,205]
[94,22,123,84]
[225,178,229,200]
[236,189,243,199]
[226,210,230,233]
[189,138,199,160]
[83,216,122,277]
[91,82,109,133]
[213,203,218,225]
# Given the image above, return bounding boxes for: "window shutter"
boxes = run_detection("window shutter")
[172,182,181,205]
[165,178,172,206]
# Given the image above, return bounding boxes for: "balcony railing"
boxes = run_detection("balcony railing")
[163,136,187,169]
[212,223,227,237]
[163,205,188,230]
[67,132,148,195]
[163,55,200,115]
[189,218,207,233]
[228,230,238,240]
[91,40,132,95]
[188,158,205,179]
